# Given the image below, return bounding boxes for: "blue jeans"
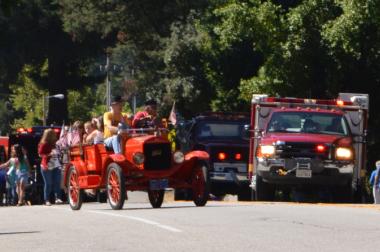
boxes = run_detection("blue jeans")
[41,168,62,201]
[104,135,122,154]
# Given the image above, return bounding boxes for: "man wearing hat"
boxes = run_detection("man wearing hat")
[132,99,158,128]
[103,95,129,154]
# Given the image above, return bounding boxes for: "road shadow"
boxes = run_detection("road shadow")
[92,203,245,211]
[0,231,40,235]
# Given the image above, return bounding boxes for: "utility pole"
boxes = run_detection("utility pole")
[131,69,136,114]
[100,49,123,110]
[43,94,64,126]
[100,49,112,109]
[105,51,111,108]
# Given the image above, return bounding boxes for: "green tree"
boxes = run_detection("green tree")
[10,65,46,129]
[1,0,107,126]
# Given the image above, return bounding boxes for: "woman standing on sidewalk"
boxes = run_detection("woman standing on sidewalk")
[38,129,62,206]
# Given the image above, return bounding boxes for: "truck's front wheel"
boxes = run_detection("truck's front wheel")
[192,163,209,206]
[67,167,83,210]
[333,183,353,203]
[238,186,253,201]
[106,163,126,210]
[255,175,275,201]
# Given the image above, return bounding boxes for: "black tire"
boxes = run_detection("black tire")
[333,183,353,203]
[148,190,165,208]
[237,187,253,201]
[67,167,83,210]
[106,163,126,210]
[192,163,209,206]
[255,174,275,201]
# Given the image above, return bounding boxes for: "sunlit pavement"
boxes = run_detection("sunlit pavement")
[1,192,380,252]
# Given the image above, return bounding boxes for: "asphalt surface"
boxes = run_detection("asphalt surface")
[1,192,380,252]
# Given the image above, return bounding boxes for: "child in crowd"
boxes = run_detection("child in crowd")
[0,145,30,206]
[83,120,104,145]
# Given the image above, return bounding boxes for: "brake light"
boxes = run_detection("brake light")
[54,129,60,134]
[235,153,242,160]
[27,128,33,133]
[316,145,325,152]
[218,152,227,161]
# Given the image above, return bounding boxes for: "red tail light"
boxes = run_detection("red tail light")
[27,128,33,133]
[17,128,25,133]
[218,152,227,161]
[235,153,242,160]
[54,129,60,134]
[316,144,325,152]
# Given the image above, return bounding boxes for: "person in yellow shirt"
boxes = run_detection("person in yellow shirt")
[103,95,129,154]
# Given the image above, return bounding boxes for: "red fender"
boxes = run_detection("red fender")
[70,160,86,176]
[185,150,209,161]
[109,154,127,163]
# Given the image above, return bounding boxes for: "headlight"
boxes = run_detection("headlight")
[173,151,185,164]
[335,147,353,160]
[133,152,145,165]
[259,145,275,158]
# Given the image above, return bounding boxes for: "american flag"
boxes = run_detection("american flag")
[168,101,177,125]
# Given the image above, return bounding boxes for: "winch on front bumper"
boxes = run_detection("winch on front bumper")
[256,157,354,186]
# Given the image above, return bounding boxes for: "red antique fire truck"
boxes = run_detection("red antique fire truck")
[248,93,368,201]
[65,128,210,210]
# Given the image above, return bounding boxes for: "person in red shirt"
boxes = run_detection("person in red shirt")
[132,99,158,128]
[38,129,63,206]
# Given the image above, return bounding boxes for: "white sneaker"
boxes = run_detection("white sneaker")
[45,201,51,206]
[55,199,63,204]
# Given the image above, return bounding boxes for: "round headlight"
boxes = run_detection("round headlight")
[173,151,185,164]
[133,152,145,165]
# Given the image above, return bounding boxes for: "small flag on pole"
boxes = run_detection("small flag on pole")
[59,123,65,139]
[168,101,177,125]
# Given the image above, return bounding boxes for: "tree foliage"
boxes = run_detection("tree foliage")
[2,0,380,168]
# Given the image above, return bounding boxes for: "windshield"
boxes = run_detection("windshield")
[195,121,248,140]
[267,112,349,136]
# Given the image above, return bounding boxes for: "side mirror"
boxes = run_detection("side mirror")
[242,124,251,139]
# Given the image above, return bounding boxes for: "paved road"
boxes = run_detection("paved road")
[1,192,380,252]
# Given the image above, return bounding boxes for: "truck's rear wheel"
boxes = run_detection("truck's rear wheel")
[255,175,275,201]
[148,190,165,208]
[192,164,209,206]
[106,163,126,210]
[68,167,83,210]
